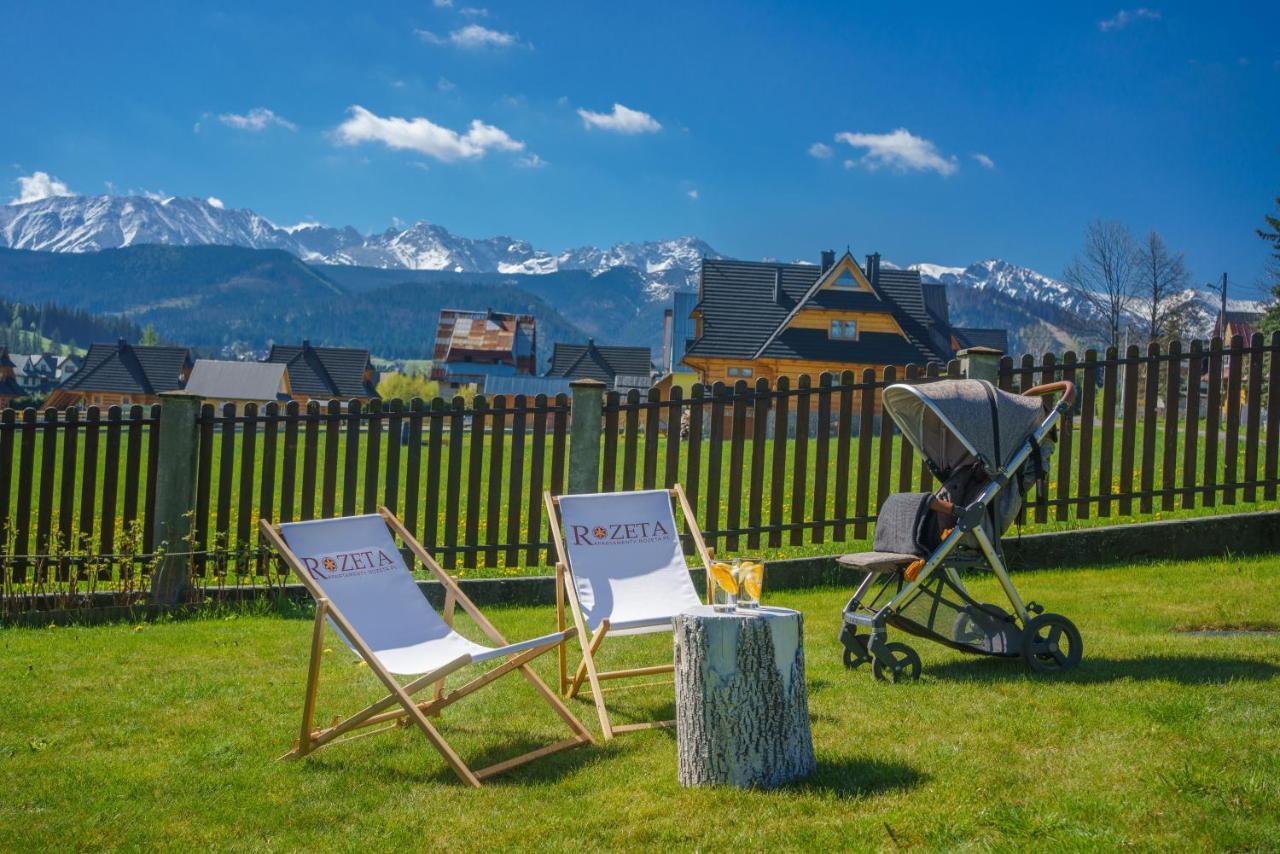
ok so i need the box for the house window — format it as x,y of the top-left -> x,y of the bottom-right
829,319 -> 858,340
831,269 -> 859,288
727,367 -> 754,378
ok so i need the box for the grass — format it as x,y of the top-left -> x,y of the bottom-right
2,552 -> 1278,849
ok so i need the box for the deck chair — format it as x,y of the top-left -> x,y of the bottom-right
544,485 -> 713,739
260,509 -> 593,787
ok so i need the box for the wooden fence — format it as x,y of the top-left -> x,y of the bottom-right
1,333 -> 1277,607
191,394 -> 569,576
0,405 -> 160,585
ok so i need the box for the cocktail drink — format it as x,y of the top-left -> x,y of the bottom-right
735,558 -> 764,608
709,561 -> 738,611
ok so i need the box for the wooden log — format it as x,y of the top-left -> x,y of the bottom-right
672,606 -> 815,790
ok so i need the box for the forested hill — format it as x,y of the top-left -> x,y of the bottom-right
0,297 -> 140,354
0,246 -> 591,364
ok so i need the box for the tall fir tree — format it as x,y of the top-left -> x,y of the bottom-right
1261,195 -> 1280,334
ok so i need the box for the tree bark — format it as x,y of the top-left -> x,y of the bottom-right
673,606 -> 815,789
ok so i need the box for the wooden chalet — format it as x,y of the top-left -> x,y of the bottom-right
1218,310 -> 1264,342
264,340 -> 378,403
184,360 -> 292,411
545,339 -> 654,390
44,339 -> 192,409
681,250 -> 1007,385
0,349 -> 24,408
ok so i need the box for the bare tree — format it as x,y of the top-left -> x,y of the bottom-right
1135,231 -> 1192,343
1063,220 -> 1138,350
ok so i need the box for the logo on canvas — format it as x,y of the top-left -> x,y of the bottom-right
570,519 -> 671,546
300,547 -> 397,580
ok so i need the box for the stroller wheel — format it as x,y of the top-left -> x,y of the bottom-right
841,635 -> 870,669
871,642 -> 922,683
1021,613 -> 1083,673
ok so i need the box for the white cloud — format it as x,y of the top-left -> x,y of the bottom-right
576,103 -> 662,134
206,196 -> 225,209
686,189 -> 699,200
283,220 -> 323,233
334,105 -> 524,162
834,128 -> 958,176
1098,8 -> 1161,31
460,7 -> 488,16
971,152 -> 995,169
10,171 -> 74,204
432,0 -> 452,7
437,76 -> 456,92
218,107 -> 297,132
808,142 -> 833,159
516,153 -> 547,168
416,24 -> 518,48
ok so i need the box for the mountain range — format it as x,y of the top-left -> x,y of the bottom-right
0,193 -> 1260,359
0,194 -> 716,299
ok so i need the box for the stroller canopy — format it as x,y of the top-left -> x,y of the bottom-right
882,379 -> 1047,475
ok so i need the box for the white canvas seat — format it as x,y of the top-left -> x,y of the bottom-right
546,486 -> 714,739
262,509 -> 593,787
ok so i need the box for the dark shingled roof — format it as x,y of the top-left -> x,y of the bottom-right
759,329 -> 928,364
265,341 -> 376,398
686,260 -> 825,360
546,340 -> 653,382
952,327 -> 1010,353
921,282 -> 950,327
686,253 -> 952,365
58,340 -> 191,395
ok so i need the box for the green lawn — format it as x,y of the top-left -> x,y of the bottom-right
2,553 -> 1278,850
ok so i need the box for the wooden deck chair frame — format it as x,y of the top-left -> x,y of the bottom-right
544,484 -> 715,740
260,508 -> 593,788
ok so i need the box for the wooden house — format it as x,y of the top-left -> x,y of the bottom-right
44,339 -> 192,409
1218,310 -> 1263,343
184,360 -> 291,411
264,340 -> 378,403
430,309 -> 537,391
546,339 -> 653,391
681,250 -> 1007,385
0,349 -> 24,408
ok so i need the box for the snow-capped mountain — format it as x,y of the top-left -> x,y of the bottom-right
910,259 -> 1265,342
0,194 -> 719,299
911,258 -> 1097,317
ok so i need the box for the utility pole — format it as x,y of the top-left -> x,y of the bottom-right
1208,272 -> 1228,338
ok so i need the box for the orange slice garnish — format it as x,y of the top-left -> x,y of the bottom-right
739,562 -> 763,600
710,562 -> 738,595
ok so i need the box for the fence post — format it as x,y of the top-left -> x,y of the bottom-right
149,391 -> 203,607
568,379 -> 606,494
958,346 -> 1004,384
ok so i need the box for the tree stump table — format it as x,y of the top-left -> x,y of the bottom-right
672,605 -> 816,789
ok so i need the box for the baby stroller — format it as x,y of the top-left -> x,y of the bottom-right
838,378 -> 1081,682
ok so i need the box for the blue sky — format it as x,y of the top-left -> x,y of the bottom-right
3,1 -> 1277,296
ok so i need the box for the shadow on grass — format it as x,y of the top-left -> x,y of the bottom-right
309,729 -> 613,787
786,756 -> 926,799
926,654 -> 1280,685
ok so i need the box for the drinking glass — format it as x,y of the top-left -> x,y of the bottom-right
735,558 -> 765,609
709,561 -> 738,611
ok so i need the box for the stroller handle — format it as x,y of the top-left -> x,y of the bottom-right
1021,380 -> 1075,409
